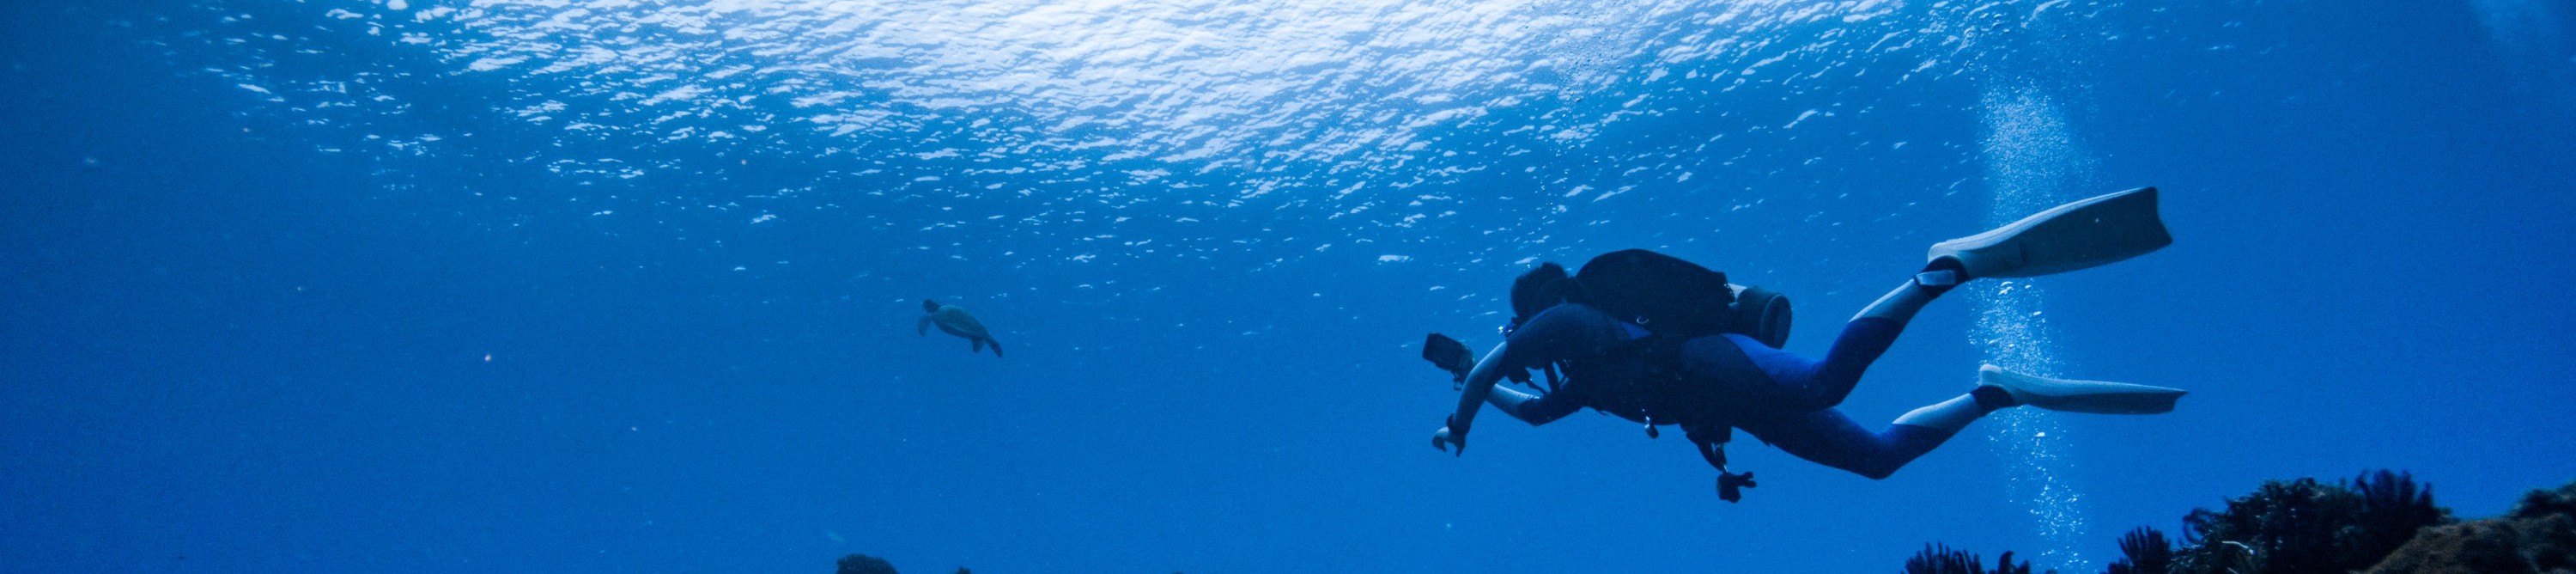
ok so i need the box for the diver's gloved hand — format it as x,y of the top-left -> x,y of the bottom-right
1431,415 -> 1467,455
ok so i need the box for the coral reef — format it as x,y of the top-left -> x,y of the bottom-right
2364,480 -> 2576,574
1912,469 -> 2479,574
832,554 -> 972,574
2104,527 -> 2172,574
835,554 -> 898,574
1905,543 -> 2038,574
2170,470 -> 2451,574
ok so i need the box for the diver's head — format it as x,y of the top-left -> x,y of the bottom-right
921,299 -> 942,313
1509,262 -> 1576,323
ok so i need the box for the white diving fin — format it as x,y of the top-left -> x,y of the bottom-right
1929,187 -> 2173,278
1979,363 -> 2185,414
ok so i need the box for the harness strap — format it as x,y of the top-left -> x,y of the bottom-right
1562,328 -> 1768,503
1686,423 -> 1757,503
1685,424 -> 1731,468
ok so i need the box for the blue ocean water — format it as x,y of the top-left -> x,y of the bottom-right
4,1 -> 2573,572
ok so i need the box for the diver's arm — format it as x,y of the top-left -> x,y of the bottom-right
1434,305 -> 1612,454
916,314 -> 932,336
1435,341 -> 1528,455
1450,342 -> 1515,422
1485,383 -> 1580,425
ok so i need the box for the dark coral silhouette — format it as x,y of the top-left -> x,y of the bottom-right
1909,469 -> 2476,574
2365,479 -> 2576,573
2176,477 -> 2350,573
2105,527 -> 2172,574
832,553 -> 978,574
835,554 -> 898,574
2356,469 -> 2451,560
1905,544 -> 2036,574
2172,470 -> 2454,574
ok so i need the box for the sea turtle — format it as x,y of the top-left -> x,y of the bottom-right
917,299 -> 1003,357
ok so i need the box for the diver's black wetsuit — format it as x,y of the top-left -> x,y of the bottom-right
1490,303 -> 1953,479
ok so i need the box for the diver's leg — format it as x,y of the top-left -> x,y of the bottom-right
1854,259 -> 1964,323
1890,386 -> 2016,432
1735,392 -> 2007,479
1710,324 -> 1899,412
1735,409 -> 1943,479
1712,263 -> 1967,410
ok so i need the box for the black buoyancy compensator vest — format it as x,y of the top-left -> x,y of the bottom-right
1548,249 -> 1799,425
1572,249 -> 1737,338
1559,249 -> 1786,503
1571,249 -> 1793,348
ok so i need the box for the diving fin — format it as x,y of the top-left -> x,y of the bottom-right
1421,333 -> 1476,384
1929,187 -> 2173,278
1978,363 -> 2185,414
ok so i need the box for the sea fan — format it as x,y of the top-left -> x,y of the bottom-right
1992,552 -> 2035,574
1905,544 -> 2038,574
2177,478 -> 2354,573
1906,543 -> 1985,574
2166,470 -> 2452,574
2350,469 -> 2451,561
2104,527 -> 2172,574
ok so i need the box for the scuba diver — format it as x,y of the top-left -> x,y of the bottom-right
1424,188 -> 2185,501
919,299 -> 1004,357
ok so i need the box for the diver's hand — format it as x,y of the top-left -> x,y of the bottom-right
1431,427 -> 1464,455
1431,416 -> 1467,455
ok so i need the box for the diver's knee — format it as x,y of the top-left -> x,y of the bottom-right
1808,382 -> 1858,410
1850,461 -> 1904,480
1783,380 -> 1856,412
